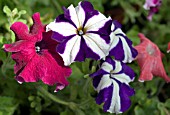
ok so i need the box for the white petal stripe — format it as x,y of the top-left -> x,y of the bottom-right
96,75 -> 112,92
86,17 -> 111,32
120,36 -> 133,63
109,33 -> 119,51
85,12 -> 106,29
85,33 -> 110,52
59,35 -> 81,66
112,60 -> 122,73
107,80 -> 121,114
83,35 -> 106,58
111,73 -> 132,83
67,4 -> 80,28
101,62 -> 113,73
46,22 -> 76,37
75,2 -> 86,27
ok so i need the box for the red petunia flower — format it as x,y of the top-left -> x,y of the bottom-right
167,42 -> 170,53
135,33 -> 170,82
3,13 -> 72,92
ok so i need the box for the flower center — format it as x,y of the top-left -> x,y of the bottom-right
110,70 -> 114,74
35,46 -> 41,53
147,44 -> 155,56
77,27 -> 86,36
78,30 -> 84,35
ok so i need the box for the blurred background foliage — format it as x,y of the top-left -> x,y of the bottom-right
0,0 -> 170,115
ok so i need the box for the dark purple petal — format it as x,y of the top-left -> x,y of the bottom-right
109,39 -> 125,61
52,32 -> 76,43
113,20 -> 122,31
87,20 -> 112,44
63,7 -> 77,28
80,1 -> 99,27
119,83 -> 135,112
93,75 -> 103,89
96,85 -> 113,105
122,35 -> 138,59
103,85 -> 113,112
105,56 -> 116,70
121,62 -> 135,80
55,14 -> 77,28
57,35 -> 76,54
90,69 -> 109,78
74,37 -> 100,61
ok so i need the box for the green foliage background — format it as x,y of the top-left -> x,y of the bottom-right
0,0 -> 170,115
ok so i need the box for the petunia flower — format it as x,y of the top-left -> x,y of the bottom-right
108,20 -> 138,63
167,42 -> 170,53
135,33 -> 170,82
143,0 -> 162,21
46,1 -> 112,66
3,13 -> 72,92
90,57 -> 135,114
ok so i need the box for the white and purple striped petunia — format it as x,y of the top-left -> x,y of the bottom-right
90,57 -> 135,114
108,20 -> 138,63
46,1 -> 112,66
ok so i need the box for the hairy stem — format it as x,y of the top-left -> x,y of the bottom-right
37,86 -> 69,106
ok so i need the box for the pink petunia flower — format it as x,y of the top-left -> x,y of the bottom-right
135,33 -> 170,82
3,13 -> 72,92
143,0 -> 162,21
167,42 -> 170,53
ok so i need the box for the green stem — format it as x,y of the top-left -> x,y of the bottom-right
37,86 -> 69,106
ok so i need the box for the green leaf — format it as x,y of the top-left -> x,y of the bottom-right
0,96 -> 18,115
126,26 -> 140,46
18,10 -> 26,15
158,103 -> 167,115
134,106 -> 145,115
75,109 -> 85,115
165,99 -> 170,109
12,8 -> 18,16
0,49 -> 6,62
60,109 -> 74,115
3,6 -> 11,16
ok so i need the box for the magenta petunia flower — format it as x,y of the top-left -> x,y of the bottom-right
143,0 -> 162,21
167,42 -> 170,53
3,13 -> 72,92
135,33 -> 170,82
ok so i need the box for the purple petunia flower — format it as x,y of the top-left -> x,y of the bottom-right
108,20 -> 138,63
90,57 -> 135,114
143,0 -> 162,21
46,1 -> 112,66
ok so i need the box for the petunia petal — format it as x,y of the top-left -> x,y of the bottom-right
109,21 -> 138,63
86,17 -> 112,44
4,40 -> 34,52
63,4 -> 80,28
74,37 -> 100,62
30,13 -> 44,40
57,35 -> 81,66
16,50 -> 71,89
83,35 -> 106,58
84,33 -> 110,56
10,22 -> 31,41
46,21 -> 76,37
77,1 -> 99,27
